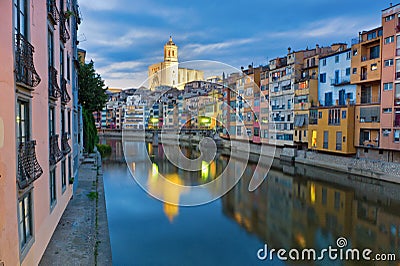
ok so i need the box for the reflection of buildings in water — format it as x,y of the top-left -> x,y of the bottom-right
222,167 -> 400,257
147,168 -> 188,223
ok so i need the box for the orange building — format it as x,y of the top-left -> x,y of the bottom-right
351,27 -> 383,158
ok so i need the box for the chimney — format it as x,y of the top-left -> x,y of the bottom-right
288,47 -> 291,54
316,44 -> 320,54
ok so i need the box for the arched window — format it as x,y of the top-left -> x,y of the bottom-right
172,51 -> 175,57
168,50 -> 170,57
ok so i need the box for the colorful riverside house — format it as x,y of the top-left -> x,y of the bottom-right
260,68 -> 270,144
351,27 -> 383,158
221,73 -> 239,138
242,66 -> 261,142
269,48 -> 305,147
308,44 -> 357,154
294,45 -> 334,150
0,0 -> 81,264
381,3 -> 400,162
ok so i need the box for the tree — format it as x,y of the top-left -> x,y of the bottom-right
78,60 -> 108,113
78,60 -> 107,153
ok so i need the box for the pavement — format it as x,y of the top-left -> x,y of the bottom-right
39,152 -> 112,266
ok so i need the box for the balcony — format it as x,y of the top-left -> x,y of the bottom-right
330,77 -> 350,86
396,48 -> 400,57
17,140 -> 43,190
396,24 -> 400,33
61,133 -> 71,154
61,78 -> 71,104
15,33 -> 41,88
361,55 -> 379,62
49,134 -> 63,165
47,0 -> 59,25
360,95 -> 380,104
59,12 -> 70,43
396,72 -> 400,80
49,66 -> 61,99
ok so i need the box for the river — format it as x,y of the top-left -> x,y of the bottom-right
101,138 -> 400,265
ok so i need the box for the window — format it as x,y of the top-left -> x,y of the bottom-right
325,92 -> 333,106
353,49 -> 358,56
328,109 -> 341,125
385,14 -> 395,21
237,126 -> 242,136
384,59 -> 394,67
385,36 -> 395,44
310,110 -> 318,124
49,107 -> 55,136
254,127 -> 260,137
320,73 -> 326,83
18,192 -> 33,249
336,131 -> 342,151
61,160 -> 66,192
17,100 -> 30,144
367,31 -> 377,40
68,110 -> 71,135
60,46 -> 64,81
335,55 -> 339,63
323,131 -> 329,149
50,168 -> 56,207
371,63 -> 378,71
395,130 -> 400,142
14,0 -> 28,36
383,129 -> 391,137
383,108 -> 392,113
342,110 -> 347,119
322,58 -> 326,66
370,45 -> 380,60
319,112 -> 322,119
346,51 -> 351,60
384,82 -> 393,91
67,54 -> 70,80
345,68 -> 351,76
352,68 -> 357,74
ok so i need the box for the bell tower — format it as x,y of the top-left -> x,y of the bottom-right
164,36 -> 178,63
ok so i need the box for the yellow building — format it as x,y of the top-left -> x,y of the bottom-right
308,105 -> 356,154
148,37 -> 204,90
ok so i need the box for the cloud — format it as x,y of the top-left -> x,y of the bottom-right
268,16 -> 379,39
180,38 -> 258,59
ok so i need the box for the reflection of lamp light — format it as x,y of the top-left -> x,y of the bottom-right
152,163 -> 158,179
150,118 -> 159,124
201,160 -> 209,180
310,183 -> 316,204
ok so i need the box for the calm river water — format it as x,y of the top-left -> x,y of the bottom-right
101,138 -> 400,266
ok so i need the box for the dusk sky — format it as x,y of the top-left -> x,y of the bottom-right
78,0 -> 393,89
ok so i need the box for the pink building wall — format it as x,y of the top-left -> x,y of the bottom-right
0,0 -> 75,264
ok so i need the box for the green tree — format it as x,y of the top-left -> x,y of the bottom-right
78,60 -> 107,153
78,60 -> 108,113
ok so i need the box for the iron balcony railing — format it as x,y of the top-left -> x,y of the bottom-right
61,133 -> 71,154
330,77 -> 350,86
360,95 -> 380,104
47,0 -> 59,24
360,73 -> 368,81
15,33 -> 41,88
61,78 -> 71,104
17,140 -> 43,190
49,66 -> 61,99
49,134 -> 63,165
59,12 -> 70,43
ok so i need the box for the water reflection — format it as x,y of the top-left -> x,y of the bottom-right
103,138 -> 400,265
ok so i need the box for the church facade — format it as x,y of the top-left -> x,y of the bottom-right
148,37 -> 204,90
